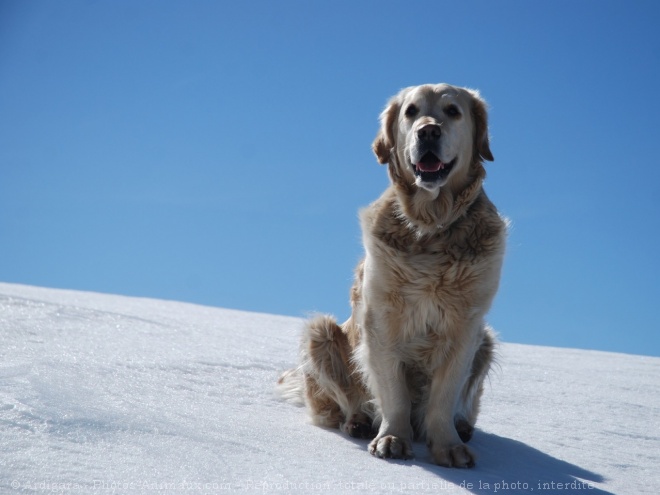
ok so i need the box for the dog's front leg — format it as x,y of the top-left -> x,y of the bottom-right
362,320 -> 414,460
425,323 -> 482,468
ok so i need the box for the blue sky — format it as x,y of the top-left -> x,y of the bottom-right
2,0 -> 659,357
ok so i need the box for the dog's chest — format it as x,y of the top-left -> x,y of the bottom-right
361,194 -> 504,341
370,213 -> 495,296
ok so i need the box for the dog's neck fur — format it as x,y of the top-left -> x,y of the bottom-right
388,159 -> 487,235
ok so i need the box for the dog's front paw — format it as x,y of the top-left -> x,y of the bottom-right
430,442 -> 475,468
369,435 -> 413,460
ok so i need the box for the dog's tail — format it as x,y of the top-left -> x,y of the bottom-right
276,367 -> 305,406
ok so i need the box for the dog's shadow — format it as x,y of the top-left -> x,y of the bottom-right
348,431 -> 614,495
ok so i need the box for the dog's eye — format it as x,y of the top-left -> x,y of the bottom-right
445,105 -> 461,118
405,104 -> 419,118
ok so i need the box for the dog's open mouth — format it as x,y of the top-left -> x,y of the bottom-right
412,152 -> 456,184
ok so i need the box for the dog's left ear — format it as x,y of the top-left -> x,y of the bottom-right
469,90 -> 494,162
372,96 -> 400,165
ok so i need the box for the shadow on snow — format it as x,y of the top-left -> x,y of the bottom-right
344,430 -> 613,495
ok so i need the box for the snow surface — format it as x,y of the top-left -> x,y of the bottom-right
1,282 -> 658,495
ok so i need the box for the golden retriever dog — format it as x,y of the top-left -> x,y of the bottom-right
278,83 -> 506,468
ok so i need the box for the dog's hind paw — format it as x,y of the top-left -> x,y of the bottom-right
454,417 -> 475,443
345,416 -> 376,439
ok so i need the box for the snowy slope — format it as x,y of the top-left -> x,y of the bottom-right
1,283 -> 658,495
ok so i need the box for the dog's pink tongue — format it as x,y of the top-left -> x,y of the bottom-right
416,160 -> 444,172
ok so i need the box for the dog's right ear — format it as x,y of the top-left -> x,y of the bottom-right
372,97 -> 400,165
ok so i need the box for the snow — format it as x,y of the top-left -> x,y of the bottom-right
1,282 -> 658,495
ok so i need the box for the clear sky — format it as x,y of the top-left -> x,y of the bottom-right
1,0 -> 659,357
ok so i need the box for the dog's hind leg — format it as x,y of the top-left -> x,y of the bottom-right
302,315 -> 374,438
454,325 -> 496,443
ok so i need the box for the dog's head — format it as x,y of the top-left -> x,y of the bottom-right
373,84 -> 493,193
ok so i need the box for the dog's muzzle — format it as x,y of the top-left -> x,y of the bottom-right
411,123 -> 455,185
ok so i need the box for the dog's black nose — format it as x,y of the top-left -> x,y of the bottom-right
417,123 -> 442,142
